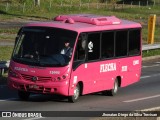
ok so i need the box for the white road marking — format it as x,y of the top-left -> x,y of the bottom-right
142,64 -> 160,68
0,98 -> 18,102
140,76 -> 150,79
124,94 -> 160,103
140,73 -> 160,79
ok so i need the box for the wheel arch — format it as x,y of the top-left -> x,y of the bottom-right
116,76 -> 121,87
78,81 -> 83,95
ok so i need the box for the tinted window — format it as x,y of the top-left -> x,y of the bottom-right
87,33 -> 100,61
115,30 -> 128,57
73,34 -> 87,69
129,29 -> 141,56
13,27 -> 77,67
74,34 -> 86,61
101,32 -> 114,59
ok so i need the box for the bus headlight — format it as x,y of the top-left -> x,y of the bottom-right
57,77 -> 61,81
53,74 -> 68,81
9,69 -> 19,78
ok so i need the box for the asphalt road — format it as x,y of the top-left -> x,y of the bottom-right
0,59 -> 160,120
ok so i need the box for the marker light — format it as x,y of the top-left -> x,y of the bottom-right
53,74 -> 68,81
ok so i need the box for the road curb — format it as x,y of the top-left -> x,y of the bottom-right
139,107 -> 160,120
139,106 -> 160,111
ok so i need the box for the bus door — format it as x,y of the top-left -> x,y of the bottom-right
71,33 -> 102,94
85,32 -> 103,93
71,33 -> 92,94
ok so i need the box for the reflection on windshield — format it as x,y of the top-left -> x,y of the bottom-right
13,27 -> 77,67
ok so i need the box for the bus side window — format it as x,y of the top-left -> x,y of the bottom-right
115,30 -> 128,57
74,36 -> 86,61
101,32 -> 114,59
73,35 -> 86,69
87,33 -> 100,61
128,29 -> 141,56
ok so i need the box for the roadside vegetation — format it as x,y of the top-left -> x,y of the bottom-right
142,49 -> 160,57
0,0 -> 160,61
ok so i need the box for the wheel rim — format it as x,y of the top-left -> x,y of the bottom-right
113,80 -> 118,93
73,86 -> 80,100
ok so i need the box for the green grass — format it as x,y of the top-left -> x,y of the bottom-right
0,28 -> 17,42
0,1 -> 159,19
0,35 -> 15,41
0,1 -> 159,43
0,46 -> 13,60
0,0 -> 159,60
0,28 -> 19,34
142,49 -> 160,57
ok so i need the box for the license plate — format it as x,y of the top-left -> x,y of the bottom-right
29,85 -> 38,89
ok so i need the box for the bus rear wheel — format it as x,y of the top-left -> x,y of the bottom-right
18,91 -> 30,100
68,84 -> 80,103
102,78 -> 119,96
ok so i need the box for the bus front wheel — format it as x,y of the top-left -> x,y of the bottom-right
102,78 -> 119,96
68,84 -> 80,103
18,91 -> 30,100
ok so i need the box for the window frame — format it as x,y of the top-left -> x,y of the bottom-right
73,27 -> 141,66
86,32 -> 101,62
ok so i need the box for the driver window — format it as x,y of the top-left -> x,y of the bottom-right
74,34 -> 86,61
73,34 -> 86,69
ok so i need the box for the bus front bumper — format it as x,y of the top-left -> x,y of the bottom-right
8,77 -> 69,96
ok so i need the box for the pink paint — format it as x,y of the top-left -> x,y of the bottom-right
8,14 -> 142,99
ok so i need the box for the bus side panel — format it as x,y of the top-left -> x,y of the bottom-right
119,56 -> 141,87
69,55 -> 141,96
98,59 -> 119,92
69,63 -> 93,95
69,60 -> 119,95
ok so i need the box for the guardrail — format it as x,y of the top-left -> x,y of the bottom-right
0,44 -> 160,76
142,44 -> 160,51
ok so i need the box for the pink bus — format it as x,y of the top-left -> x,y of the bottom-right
8,14 -> 142,102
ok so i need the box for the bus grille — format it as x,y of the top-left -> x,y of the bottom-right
21,74 -> 52,82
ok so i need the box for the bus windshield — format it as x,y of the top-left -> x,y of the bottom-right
12,27 -> 77,67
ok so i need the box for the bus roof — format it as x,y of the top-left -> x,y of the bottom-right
25,14 -> 142,33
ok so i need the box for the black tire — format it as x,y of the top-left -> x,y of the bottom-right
102,78 -> 119,96
68,84 -> 80,103
18,91 -> 30,101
